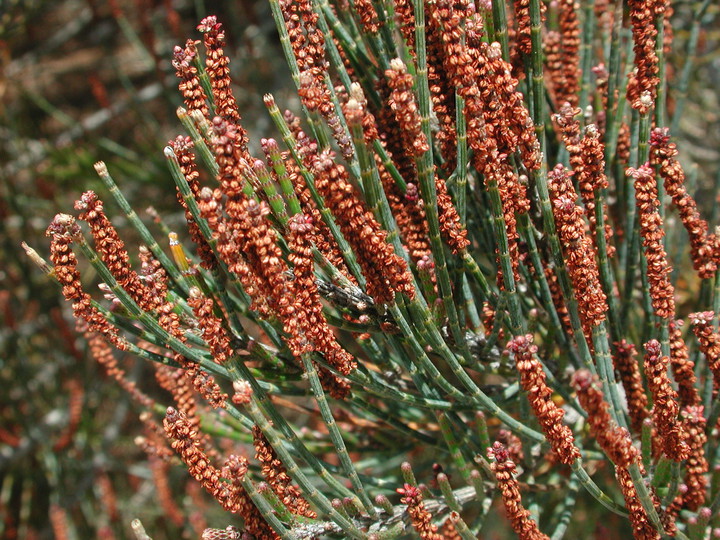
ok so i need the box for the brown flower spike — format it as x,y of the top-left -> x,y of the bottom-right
689,311 -> 720,391
668,319 -> 700,408
548,165 -> 607,334
164,407 -> 277,538
572,369 -> 639,469
643,340 -> 690,462
172,40 -> 209,118
507,334 -> 580,465
650,128 -> 717,278
630,164 -> 675,319
397,483 -> 442,540
252,426 -> 316,518
46,214 -> 125,350
612,340 -> 649,434
677,406 -> 708,511
488,442 -> 549,540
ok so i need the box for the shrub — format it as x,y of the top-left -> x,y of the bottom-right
31,0 -> 720,538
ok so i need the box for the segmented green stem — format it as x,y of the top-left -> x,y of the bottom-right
177,108 -> 219,176
241,476 -> 301,539
300,354 -> 377,517
435,472 -> 477,540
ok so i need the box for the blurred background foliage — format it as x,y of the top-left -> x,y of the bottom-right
0,0 -> 718,538
1,1 -> 296,538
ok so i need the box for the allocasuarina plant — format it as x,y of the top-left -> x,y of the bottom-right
27,0 -> 720,537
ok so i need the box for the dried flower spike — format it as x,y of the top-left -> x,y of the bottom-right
643,340 -> 690,462
650,128 -> 717,278
548,165 -> 607,334
397,483 -> 442,540
507,334 -> 580,465
488,442 -> 549,540
46,214 -> 125,349
629,164 -> 675,319
571,369 -> 639,468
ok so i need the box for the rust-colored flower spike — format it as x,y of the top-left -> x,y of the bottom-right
397,483 -> 442,540
496,428 -> 525,464
554,103 -> 583,174
488,442 -> 550,540
592,63 -> 610,131
96,471 -> 119,524
482,42 -> 542,171
544,31 -> 565,107
290,0 -> 327,74
187,288 -> 233,365
439,517 -> 462,540
164,408 -> 277,539
86,331 -> 154,409
578,125 -> 615,258
46,214 -> 125,350
650,129 -> 717,278
613,340 -> 649,434
512,0 -> 532,56
436,175 -> 471,255
172,39 -> 209,118
186,359 -> 228,410
75,188 -> 157,312
210,116 -> 251,201
288,214 -> 356,375
168,136 -> 217,270
49,504 -> 70,540
548,165 -> 608,334
616,122 -> 632,165
615,467 -> 661,540
316,365 -> 352,399
557,0 -> 580,108
139,255 -> 227,411
643,340 -> 690,461
197,17 -> 245,132
155,364 -> 221,458
571,369 -> 639,469
544,265 -> 573,335
689,311 -> 720,389
426,4 -> 460,167
393,0 -> 415,54
626,0 -> 660,113
139,245 -> 170,311
297,69 -> 330,116
353,0 -> 379,33
629,164 -> 675,319
252,425 -> 316,518
668,320 -> 700,408
386,58 -> 429,157
311,150 -> 414,304
374,84 -> 420,191
507,334 -> 580,465
242,198 -> 302,341
677,406 -> 709,511
197,188 -> 262,308
163,406 -> 237,510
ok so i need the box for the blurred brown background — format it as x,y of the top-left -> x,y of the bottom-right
1,2 -> 294,538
